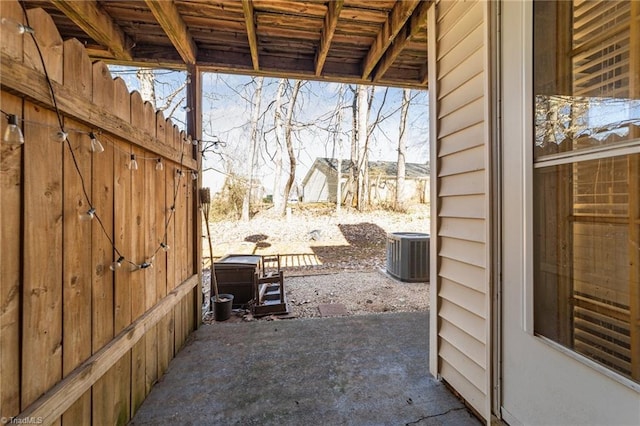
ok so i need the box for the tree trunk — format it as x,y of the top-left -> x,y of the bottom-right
280,80 -> 303,216
272,78 -> 286,210
343,86 -> 358,207
242,76 -> 264,221
357,85 -> 368,210
396,88 -> 411,210
334,84 -> 345,214
136,69 -> 156,107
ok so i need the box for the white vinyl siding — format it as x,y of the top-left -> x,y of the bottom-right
429,0 -> 491,419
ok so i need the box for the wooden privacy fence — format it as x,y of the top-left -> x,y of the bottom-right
1,3 -> 201,425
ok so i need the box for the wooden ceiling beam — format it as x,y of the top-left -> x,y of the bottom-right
145,0 -> 198,65
361,0 -> 421,80
242,0 -> 260,71
50,0 -> 132,61
315,0 -> 344,76
373,0 -> 430,82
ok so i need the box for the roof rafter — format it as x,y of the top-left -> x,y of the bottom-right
315,0 -> 344,76
50,0 -> 132,61
241,0 -> 260,71
361,0 -> 421,80
145,0 -> 198,65
373,0 -> 430,82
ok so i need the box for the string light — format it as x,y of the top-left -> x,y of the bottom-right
128,154 -> 139,170
89,132 -> 104,153
110,256 -> 125,271
79,207 -> 96,221
182,106 -> 191,112
1,17 -> 34,35
55,130 -> 68,142
3,114 -> 24,145
137,261 -> 153,270
12,4 -> 197,277
191,171 -> 198,181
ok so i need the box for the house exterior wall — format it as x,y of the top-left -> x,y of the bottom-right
429,0 -> 492,420
303,167 -> 334,202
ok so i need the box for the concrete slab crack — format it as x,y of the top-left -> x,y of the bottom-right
405,406 -> 467,425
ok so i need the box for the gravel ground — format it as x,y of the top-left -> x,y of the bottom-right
285,271 -> 429,318
202,204 -> 431,321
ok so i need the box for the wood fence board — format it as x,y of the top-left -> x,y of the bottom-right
61,122 -> 92,426
0,55 -> 197,170
174,164 -> 186,350
0,92 -> 22,418
21,102 -> 63,409
129,142 -> 147,413
90,67 -> 115,424
112,140 -> 132,423
62,39 -> 91,99
1,0 -> 24,61
24,8 -> 62,83
1,3 -> 200,422
144,144 -> 158,394
17,276 -> 197,424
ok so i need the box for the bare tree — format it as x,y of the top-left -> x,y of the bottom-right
334,84 -> 346,214
272,78 -> 286,210
280,79 -> 303,216
242,76 -> 264,221
396,88 -> 411,210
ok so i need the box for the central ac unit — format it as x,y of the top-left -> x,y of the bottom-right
386,232 -> 430,282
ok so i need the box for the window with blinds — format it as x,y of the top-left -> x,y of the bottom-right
533,0 -> 640,384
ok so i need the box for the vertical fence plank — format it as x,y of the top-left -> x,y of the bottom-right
61,123 -> 92,426
173,153 -> 186,351
129,91 -> 147,413
142,103 -> 158,396
24,8 -> 62,84
21,9 -> 63,422
112,76 -> 132,424
1,0 -> 24,61
155,112 -> 171,379
21,103 -> 63,415
60,37 -> 93,426
90,61 -> 116,426
0,92 -> 22,419
164,156 -> 177,361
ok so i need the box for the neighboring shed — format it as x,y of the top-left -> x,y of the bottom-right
302,157 -> 430,204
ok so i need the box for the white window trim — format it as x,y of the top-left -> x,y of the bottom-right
525,2 -> 640,392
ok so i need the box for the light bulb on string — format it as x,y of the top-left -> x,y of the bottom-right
183,136 -> 191,145
1,17 -> 34,35
128,154 -> 138,170
182,106 -> 192,112
136,261 -> 153,271
191,171 -> 198,181
55,131 -> 68,143
79,207 -> 96,221
160,242 -> 170,252
3,114 -> 24,145
155,158 -> 164,171
109,256 -> 125,271
89,132 -> 104,153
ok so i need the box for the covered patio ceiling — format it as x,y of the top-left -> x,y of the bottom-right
21,0 -> 430,89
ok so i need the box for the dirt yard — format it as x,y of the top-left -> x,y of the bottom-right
203,203 -> 431,321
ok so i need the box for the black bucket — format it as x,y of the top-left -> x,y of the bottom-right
212,294 -> 234,321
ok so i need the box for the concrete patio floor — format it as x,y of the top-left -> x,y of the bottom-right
130,311 -> 481,425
